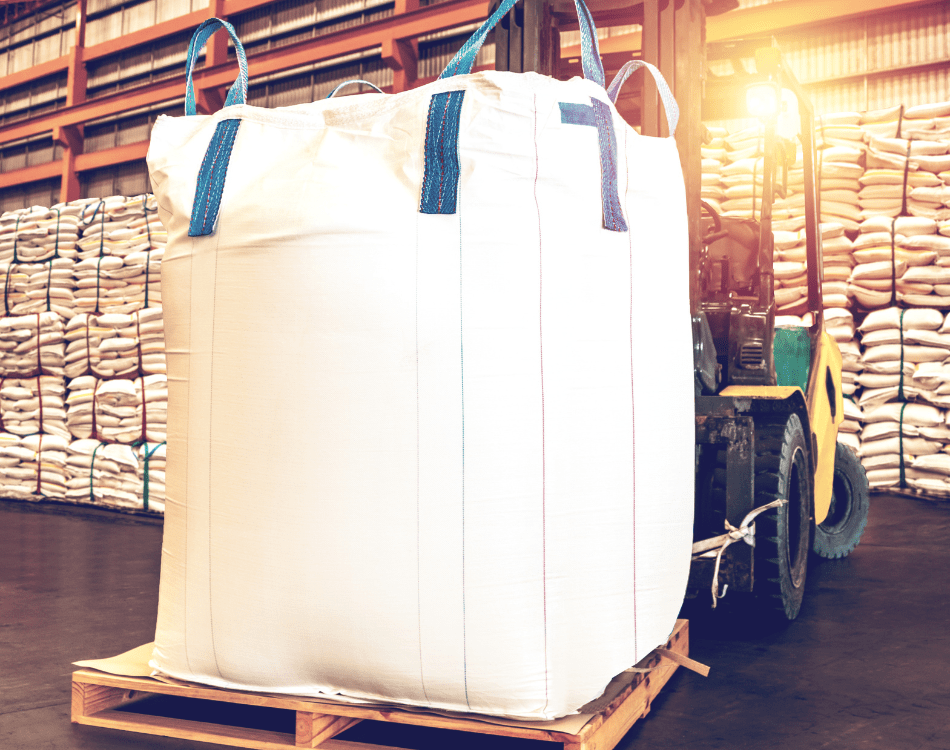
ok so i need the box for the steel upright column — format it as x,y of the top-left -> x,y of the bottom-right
56,0 -> 88,202
674,0 -> 704,309
383,0 -> 420,94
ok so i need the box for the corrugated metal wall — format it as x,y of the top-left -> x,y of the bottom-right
1,0 -> 948,206
717,1 -> 949,114
0,2 -> 76,75
0,176 -> 60,212
80,160 -> 149,199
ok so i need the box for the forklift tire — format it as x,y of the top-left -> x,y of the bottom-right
753,413 -> 812,621
812,442 -> 870,559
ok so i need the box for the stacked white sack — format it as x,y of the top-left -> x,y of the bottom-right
855,307 -> 950,490
0,204 -> 82,263
75,196 -> 164,316
840,398 -> 863,454
64,308 -> 165,379
863,102 -> 950,214
817,111 -> 867,152
0,203 -> 93,320
815,144 -> 864,233
0,432 -> 69,500
720,126 -> 767,221
774,223 -> 853,315
773,229 -> 807,315
64,438 -> 142,509
0,377 -> 68,440
64,374 -> 167,443
0,433 -> 31,499
825,308 -> 860,396
136,442 -> 165,513
848,216 -> 946,310
0,312 -> 66,377
701,126 -> 728,215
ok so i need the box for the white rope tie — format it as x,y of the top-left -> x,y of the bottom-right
691,498 -> 788,608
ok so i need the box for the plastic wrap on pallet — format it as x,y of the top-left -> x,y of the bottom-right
0,312 -> 66,377
136,441 -> 165,513
74,196 -> 164,316
64,307 -> 166,380
0,432 -> 69,499
0,376 -> 68,440
64,374 -> 167,444
64,438 -> 141,509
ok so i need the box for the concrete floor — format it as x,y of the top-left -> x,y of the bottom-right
1,493 -> 948,750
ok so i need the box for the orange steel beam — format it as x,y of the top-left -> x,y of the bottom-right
561,0 -> 938,60
707,0 -> 939,41
83,9 -> 207,62
0,140 -> 150,190
560,29 -> 642,60
0,54 -> 69,91
75,140 -> 149,171
0,160 -> 60,190
0,0 -> 489,146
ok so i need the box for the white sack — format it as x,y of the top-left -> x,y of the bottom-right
147,25 -> 694,721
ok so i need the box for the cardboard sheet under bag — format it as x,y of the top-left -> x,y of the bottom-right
147,7 -> 693,721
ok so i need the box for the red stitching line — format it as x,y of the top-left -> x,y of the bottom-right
34,433 -> 42,495
624,125 -> 637,652
533,93 -> 550,715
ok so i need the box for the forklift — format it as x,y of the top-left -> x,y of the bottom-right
493,0 -> 870,620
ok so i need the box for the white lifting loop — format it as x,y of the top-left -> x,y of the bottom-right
691,498 -> 788,609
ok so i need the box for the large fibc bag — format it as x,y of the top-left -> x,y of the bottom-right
148,1 -> 694,720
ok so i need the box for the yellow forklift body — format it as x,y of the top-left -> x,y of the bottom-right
805,331 -> 844,525
720,329 -> 843,526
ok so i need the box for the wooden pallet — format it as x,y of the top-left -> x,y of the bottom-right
72,619 -> 690,750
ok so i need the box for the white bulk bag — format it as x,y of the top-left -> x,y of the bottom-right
148,9 -> 693,721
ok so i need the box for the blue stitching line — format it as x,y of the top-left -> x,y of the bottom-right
458,203 -> 470,709
420,91 -> 465,215
189,119 -> 242,237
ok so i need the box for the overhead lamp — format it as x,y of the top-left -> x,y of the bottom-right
746,83 -> 780,119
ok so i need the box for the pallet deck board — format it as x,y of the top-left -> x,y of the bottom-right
71,619 -> 690,750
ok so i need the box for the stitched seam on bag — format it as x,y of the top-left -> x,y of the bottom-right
413,211 -> 431,705
458,204 -> 470,709
533,93 -> 550,715
624,125 -> 637,653
208,241 -> 223,680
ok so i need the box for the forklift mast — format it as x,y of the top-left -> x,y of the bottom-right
491,0 -> 709,307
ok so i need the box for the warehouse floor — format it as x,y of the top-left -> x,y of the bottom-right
1,493 -> 949,750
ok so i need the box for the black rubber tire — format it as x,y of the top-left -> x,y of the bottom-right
812,442 -> 870,560
753,413 -> 813,621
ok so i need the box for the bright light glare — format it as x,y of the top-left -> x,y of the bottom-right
746,84 -> 779,118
